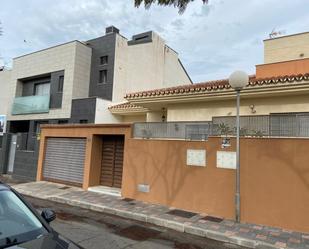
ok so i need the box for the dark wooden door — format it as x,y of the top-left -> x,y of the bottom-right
100,136 -> 124,188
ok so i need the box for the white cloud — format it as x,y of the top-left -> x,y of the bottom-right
0,0 -> 308,81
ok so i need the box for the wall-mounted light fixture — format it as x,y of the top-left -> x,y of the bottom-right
249,104 -> 256,114
162,108 -> 166,122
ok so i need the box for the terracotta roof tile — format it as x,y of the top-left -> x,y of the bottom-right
125,73 -> 309,99
108,103 -> 144,110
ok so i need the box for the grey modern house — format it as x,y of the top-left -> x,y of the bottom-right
0,26 -> 192,180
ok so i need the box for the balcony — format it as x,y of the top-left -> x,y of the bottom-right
12,95 -> 50,115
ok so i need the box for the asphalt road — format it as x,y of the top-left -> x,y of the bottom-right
26,196 -> 248,249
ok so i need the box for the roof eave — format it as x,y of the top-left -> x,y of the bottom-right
109,108 -> 148,115
125,82 -> 309,105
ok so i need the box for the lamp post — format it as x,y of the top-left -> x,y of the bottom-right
228,70 -> 249,223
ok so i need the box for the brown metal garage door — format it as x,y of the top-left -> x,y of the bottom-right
43,138 -> 86,186
100,135 -> 124,188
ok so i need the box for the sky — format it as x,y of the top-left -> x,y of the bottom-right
0,0 -> 308,82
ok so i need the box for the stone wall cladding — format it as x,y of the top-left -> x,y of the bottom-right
70,98 -> 96,123
12,149 -> 38,181
87,34 -> 116,100
8,41 -> 91,121
0,134 -> 11,174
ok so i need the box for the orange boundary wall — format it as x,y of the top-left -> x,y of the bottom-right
37,125 -> 309,233
122,137 -> 309,233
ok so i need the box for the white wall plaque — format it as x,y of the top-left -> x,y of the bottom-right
217,151 -> 236,169
187,149 -> 206,167
138,184 -> 150,193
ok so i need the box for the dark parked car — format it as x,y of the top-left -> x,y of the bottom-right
0,182 -> 82,249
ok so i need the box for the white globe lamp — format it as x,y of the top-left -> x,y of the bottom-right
229,71 -> 249,90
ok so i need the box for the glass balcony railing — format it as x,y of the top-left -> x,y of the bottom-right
12,95 -> 50,115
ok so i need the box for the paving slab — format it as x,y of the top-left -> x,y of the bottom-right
11,181 -> 309,249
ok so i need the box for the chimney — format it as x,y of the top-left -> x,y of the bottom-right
106,26 -> 119,35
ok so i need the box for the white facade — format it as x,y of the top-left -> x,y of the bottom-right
163,46 -> 190,87
112,32 -> 191,103
95,98 -> 123,124
118,31 -> 309,123
166,94 -> 309,122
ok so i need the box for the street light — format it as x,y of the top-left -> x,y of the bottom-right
228,70 -> 249,223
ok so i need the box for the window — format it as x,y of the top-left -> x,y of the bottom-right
100,55 -> 108,65
58,76 -> 64,92
79,120 -> 88,124
99,70 -> 107,84
34,82 -> 50,96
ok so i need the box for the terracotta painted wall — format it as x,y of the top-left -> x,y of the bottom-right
122,138 -> 237,219
256,58 -> 309,78
37,124 -> 132,189
122,137 -> 309,233
37,125 -> 309,233
241,138 -> 309,233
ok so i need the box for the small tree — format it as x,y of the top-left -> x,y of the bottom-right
217,123 -> 232,137
134,0 -> 208,13
251,130 -> 264,138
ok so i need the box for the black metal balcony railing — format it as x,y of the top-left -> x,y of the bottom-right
133,114 -> 309,140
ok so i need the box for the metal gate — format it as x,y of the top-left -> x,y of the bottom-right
43,138 -> 86,185
100,136 -> 124,188
7,134 -> 17,173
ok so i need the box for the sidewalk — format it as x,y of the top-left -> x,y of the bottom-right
12,181 -> 309,249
